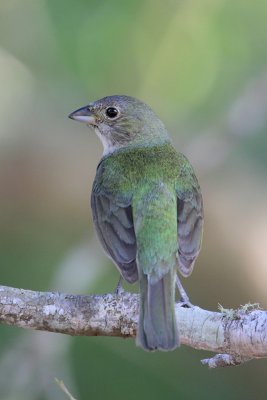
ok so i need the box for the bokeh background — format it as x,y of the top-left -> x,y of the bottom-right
0,0 -> 267,399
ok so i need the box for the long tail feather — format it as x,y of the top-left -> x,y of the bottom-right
136,267 -> 179,351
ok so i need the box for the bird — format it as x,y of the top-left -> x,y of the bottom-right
69,95 -> 203,351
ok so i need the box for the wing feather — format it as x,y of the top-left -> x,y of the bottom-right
91,192 -> 138,283
176,164 -> 204,277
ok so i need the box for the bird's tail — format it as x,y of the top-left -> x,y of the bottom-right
136,265 -> 179,351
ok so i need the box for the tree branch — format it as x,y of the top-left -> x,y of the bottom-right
0,284 -> 266,368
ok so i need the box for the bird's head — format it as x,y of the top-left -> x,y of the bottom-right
69,95 -> 169,155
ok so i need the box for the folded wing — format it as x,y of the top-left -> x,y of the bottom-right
91,192 -> 138,283
176,159 -> 204,277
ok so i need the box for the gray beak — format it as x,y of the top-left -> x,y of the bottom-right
68,106 -> 96,125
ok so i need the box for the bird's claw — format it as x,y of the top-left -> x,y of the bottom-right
114,277 -> 124,295
178,298 -> 194,308
175,275 -> 193,307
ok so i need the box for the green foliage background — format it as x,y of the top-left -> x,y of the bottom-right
0,1 -> 267,399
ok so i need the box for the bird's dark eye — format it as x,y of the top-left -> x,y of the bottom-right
106,107 -> 119,119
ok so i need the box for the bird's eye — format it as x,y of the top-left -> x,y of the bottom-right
106,107 -> 119,119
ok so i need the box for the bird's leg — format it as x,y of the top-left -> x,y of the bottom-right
114,276 -> 124,295
176,275 -> 193,308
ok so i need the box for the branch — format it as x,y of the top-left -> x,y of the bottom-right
0,284 -> 267,368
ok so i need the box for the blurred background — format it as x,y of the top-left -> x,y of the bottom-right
0,0 -> 267,399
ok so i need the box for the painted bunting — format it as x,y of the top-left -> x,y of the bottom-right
69,95 -> 203,351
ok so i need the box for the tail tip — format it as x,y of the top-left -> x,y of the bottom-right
136,330 -> 180,352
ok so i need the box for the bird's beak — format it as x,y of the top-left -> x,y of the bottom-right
68,106 -> 96,125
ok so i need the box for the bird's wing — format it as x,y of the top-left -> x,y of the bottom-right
91,175 -> 137,284
176,156 -> 204,277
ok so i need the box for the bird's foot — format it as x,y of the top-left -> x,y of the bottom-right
178,297 -> 194,308
114,277 -> 124,295
176,275 -> 193,308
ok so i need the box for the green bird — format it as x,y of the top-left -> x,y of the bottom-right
69,95 -> 203,351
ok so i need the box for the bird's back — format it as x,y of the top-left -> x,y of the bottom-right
93,142 -> 184,195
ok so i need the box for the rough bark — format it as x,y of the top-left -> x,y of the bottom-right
0,285 -> 266,368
